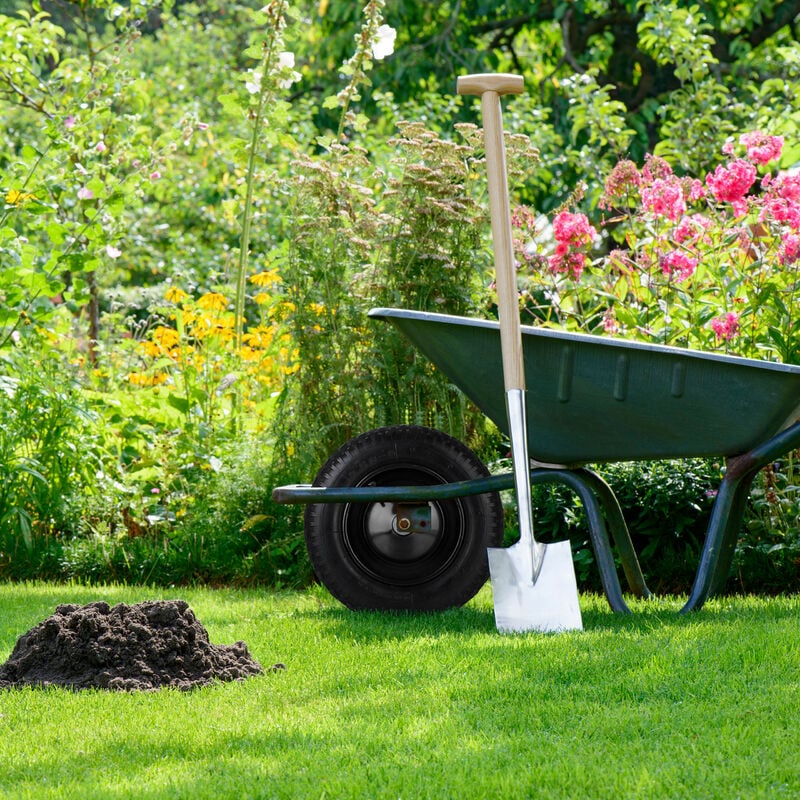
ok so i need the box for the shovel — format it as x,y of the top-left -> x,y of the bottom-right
457,73 -> 583,633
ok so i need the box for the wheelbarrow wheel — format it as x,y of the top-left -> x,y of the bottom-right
305,425 -> 504,611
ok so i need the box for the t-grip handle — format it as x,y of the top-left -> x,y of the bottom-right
457,73 -> 525,392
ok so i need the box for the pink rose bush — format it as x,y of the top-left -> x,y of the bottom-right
516,130 -> 800,361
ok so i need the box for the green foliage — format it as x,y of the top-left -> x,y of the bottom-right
0,0 -> 799,592
0,340 -> 107,549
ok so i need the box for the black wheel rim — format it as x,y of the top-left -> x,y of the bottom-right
341,464 -> 467,587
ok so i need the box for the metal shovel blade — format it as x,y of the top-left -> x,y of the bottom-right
488,539 -> 583,633
487,389 -> 583,634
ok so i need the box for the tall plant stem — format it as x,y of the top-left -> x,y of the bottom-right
235,70 -> 271,352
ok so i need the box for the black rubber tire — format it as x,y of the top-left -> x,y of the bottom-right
304,425 -> 504,611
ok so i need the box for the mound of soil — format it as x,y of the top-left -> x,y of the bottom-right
0,600 -> 264,691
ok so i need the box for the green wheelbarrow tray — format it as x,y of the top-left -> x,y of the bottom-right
368,308 -> 800,464
274,307 -> 800,615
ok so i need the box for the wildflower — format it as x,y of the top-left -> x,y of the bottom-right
5,189 -> 36,206
780,233 -> 800,266
711,312 -> 740,341
660,250 -> 698,282
641,177 -> 686,221
64,115 -> 76,130
96,141 -> 107,153
552,211 -> 596,249
511,205 -> 537,230
250,269 -> 282,286
603,311 -> 620,334
548,210 -> 596,280
253,292 -> 271,305
740,131 -> 783,165
685,178 -> 706,202
77,186 -> 94,200
245,69 -> 262,94
150,171 -> 161,181
705,159 -> 756,216
674,213 -> 713,245
548,250 -> 589,280
277,51 -> 301,89
197,292 -> 228,311
105,244 -> 122,259
599,160 -> 640,208
152,326 -> 180,350
371,24 -> 396,60
165,286 -> 189,303
641,154 -> 673,183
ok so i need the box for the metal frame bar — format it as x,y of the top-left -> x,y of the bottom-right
273,419 -> 800,614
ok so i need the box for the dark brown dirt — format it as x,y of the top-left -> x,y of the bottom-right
0,600 -> 264,691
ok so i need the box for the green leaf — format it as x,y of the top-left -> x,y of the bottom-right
167,393 -> 190,413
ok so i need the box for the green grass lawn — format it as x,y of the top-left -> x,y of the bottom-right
1,583 -> 799,799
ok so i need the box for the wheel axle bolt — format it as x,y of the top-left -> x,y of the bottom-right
397,517 -> 411,531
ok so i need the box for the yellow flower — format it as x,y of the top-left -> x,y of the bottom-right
253,292 -> 271,306
5,189 -> 36,207
152,326 -> 180,349
250,269 -> 282,287
139,340 -> 161,358
165,286 -> 189,303
197,292 -> 229,311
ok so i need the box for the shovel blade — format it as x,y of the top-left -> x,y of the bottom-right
488,539 -> 583,633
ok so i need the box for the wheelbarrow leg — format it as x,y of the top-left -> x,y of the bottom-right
680,470 -> 757,613
573,468 -> 652,600
531,469 -> 633,614
682,419 -> 800,613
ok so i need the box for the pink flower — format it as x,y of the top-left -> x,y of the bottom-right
705,159 -> 756,216
599,160 -> 641,208
686,178 -> 706,202
711,312 -> 740,341
548,251 -> 588,280
548,211 -> 597,280
640,177 -> 686,221
64,115 -> 76,130
106,244 -> 122,259
602,311 -> 620,334
760,174 -> 800,230
674,213 -> 713,245
740,131 -> 783,165
641,154 -> 673,183
95,141 -> 107,153
780,233 -> 800,266
150,171 -> 161,181
660,250 -> 698,282
77,186 -> 94,200
552,211 -> 597,248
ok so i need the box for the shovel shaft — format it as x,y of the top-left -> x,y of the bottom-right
507,388 -> 545,578
459,73 -> 541,579
458,74 -> 525,392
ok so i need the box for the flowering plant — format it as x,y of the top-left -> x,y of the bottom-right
515,131 -> 800,362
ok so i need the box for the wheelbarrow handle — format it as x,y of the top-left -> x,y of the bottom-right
457,73 -> 525,392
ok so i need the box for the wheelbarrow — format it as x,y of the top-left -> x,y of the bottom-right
273,75 -> 800,620
273,309 -> 800,616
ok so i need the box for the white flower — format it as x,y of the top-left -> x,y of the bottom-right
245,69 -> 262,94
277,51 -> 301,89
106,244 -> 122,259
371,24 -> 396,61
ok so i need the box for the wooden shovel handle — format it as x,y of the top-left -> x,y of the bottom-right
458,74 -> 525,391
